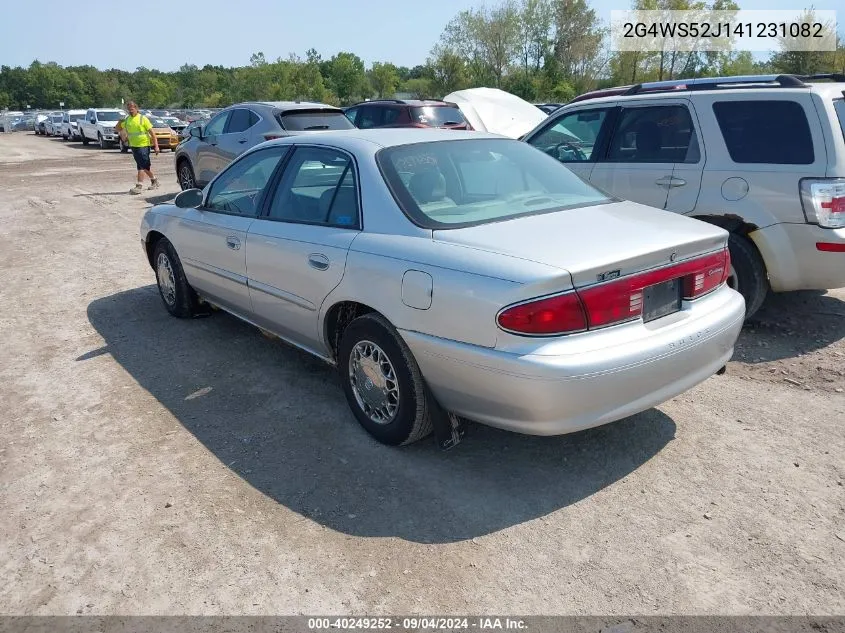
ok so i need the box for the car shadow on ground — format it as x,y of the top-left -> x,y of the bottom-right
734,290 -> 845,364
145,193 -> 177,205
83,286 -> 677,543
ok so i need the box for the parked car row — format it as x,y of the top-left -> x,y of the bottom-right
28,107 -> 187,151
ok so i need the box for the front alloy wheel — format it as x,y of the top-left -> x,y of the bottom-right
156,252 -> 177,308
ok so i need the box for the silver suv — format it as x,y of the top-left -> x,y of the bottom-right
523,74 -> 845,317
175,101 -> 354,190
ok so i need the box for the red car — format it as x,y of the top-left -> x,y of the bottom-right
343,99 -> 473,130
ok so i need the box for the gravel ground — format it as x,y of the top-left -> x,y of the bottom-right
0,132 -> 843,616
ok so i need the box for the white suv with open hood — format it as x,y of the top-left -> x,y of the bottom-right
523,74 -> 845,318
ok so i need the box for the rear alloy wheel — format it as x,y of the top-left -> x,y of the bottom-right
727,233 -> 769,320
152,238 -> 201,318
177,161 -> 196,190
339,313 -> 433,446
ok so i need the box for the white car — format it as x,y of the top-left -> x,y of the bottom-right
61,110 -> 88,140
78,108 -> 126,148
522,73 -> 845,318
45,114 -> 64,136
140,129 -> 744,447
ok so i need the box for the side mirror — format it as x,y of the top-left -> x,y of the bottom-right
189,126 -> 202,139
174,188 -> 203,209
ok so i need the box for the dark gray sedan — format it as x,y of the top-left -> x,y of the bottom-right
174,101 -> 354,190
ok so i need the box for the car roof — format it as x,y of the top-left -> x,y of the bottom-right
236,101 -> 342,111
349,99 -> 454,107
262,128 -> 503,151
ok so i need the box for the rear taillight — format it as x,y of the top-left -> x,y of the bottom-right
800,178 -> 845,228
497,292 -> 587,335
498,248 -> 730,336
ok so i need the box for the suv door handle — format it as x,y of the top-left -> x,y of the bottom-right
237,138 -> 248,144
308,253 -> 330,270
226,236 -> 241,250
655,176 -> 687,188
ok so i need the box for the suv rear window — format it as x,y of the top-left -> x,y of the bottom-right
277,110 -> 354,131
713,101 -> 814,165
411,106 -> 467,126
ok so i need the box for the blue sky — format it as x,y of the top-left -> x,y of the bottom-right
0,0 -> 838,71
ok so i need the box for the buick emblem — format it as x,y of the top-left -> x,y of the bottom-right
670,251 -> 678,262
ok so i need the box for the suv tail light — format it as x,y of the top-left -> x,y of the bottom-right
497,248 -> 730,336
800,178 -> 845,228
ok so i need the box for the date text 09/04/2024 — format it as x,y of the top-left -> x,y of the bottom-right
307,617 -> 528,630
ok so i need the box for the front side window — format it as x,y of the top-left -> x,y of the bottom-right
205,147 -> 288,216
527,108 -> 610,162
606,105 -> 700,164
226,108 -> 257,134
713,100 -> 814,165
203,111 -> 229,136
267,147 -> 359,227
357,106 -> 383,129
377,139 -> 610,228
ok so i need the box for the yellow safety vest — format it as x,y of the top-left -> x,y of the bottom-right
122,114 -> 152,148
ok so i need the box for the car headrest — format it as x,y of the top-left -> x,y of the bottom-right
409,170 -> 447,204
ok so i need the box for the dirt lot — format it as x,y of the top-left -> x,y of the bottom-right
0,131 -> 843,616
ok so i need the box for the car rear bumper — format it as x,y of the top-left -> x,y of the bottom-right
400,285 -> 745,436
752,223 -> 845,292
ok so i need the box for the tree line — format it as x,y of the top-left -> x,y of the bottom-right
2,0 -> 844,110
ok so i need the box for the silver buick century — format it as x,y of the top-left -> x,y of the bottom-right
140,129 -> 745,447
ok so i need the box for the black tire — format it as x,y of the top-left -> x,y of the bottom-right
177,160 -> 196,191
98,133 -> 105,149
119,138 -> 129,153
727,233 -> 768,319
338,313 -> 433,446
81,131 -> 89,145
152,238 -> 200,318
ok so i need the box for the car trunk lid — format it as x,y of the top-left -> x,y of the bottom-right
432,200 -> 727,288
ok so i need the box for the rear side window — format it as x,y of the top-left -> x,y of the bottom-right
607,105 -> 700,164
834,100 -> 845,142
713,101 -> 814,165
278,110 -> 354,131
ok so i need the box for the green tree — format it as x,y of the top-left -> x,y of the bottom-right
327,52 -> 370,104
370,62 -> 400,98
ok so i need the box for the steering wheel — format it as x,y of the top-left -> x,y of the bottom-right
546,141 -> 586,162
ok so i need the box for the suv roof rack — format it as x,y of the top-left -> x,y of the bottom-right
797,73 -> 845,82
623,74 -> 808,96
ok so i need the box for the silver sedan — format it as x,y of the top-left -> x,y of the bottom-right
140,129 -> 745,446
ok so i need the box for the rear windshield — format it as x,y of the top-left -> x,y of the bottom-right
277,110 -> 354,131
410,105 -> 467,126
96,111 -> 124,121
834,99 -> 845,142
712,100 -> 814,164
377,138 -> 610,229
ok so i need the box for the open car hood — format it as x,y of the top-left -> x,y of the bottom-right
443,88 -> 548,139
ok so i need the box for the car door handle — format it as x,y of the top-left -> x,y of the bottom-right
226,236 -> 241,250
655,176 -> 687,188
308,253 -> 330,271
237,138 -> 248,144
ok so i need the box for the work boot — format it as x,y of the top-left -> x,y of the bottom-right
130,183 -> 143,195
148,178 -> 160,190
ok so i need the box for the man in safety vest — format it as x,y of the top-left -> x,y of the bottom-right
116,101 -> 160,194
